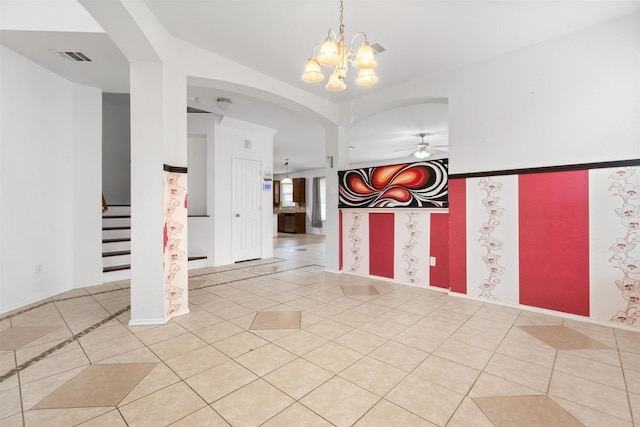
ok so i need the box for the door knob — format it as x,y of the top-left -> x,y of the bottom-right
235,213 -> 240,217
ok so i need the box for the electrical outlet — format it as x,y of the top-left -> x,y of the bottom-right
35,264 -> 42,274
429,256 -> 436,267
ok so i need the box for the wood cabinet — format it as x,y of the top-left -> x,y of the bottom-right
273,180 -> 280,205
277,213 -> 306,233
292,178 -> 305,202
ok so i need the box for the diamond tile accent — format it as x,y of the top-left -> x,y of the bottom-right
473,395 -> 583,427
250,311 -> 301,330
342,285 -> 380,296
0,327 -> 61,350
518,325 -> 610,350
33,363 -> 156,408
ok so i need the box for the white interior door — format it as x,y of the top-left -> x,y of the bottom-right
233,157 -> 262,262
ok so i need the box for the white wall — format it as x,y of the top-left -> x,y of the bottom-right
214,117 -> 275,265
102,93 -> 131,205
1,46 -> 102,313
344,13 -> 640,175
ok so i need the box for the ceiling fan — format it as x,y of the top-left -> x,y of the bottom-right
394,133 -> 448,159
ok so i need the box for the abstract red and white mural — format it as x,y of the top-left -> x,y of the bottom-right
163,165 -> 188,319
339,160 -> 448,208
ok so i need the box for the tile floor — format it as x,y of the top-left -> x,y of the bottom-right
1,234 -> 639,426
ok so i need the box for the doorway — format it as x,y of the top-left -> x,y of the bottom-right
233,157 -> 262,262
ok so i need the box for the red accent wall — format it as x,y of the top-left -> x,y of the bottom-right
430,213 -> 450,288
448,178 -> 467,294
369,213 -> 395,279
339,210 -> 343,271
519,171 -> 590,316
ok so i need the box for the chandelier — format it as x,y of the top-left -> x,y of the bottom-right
301,0 -> 378,92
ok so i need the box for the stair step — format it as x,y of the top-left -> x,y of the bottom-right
102,256 -> 207,273
102,226 -> 131,231
103,237 -> 131,243
103,250 -> 130,257
103,264 -> 130,273
102,215 -> 131,219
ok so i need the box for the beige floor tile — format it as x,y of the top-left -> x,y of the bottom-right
339,356 -> 406,396
616,334 -> 640,355
148,332 -> 206,360
393,324 -> 449,353
473,395 -> 583,427
212,379 -> 294,426
446,397 -> 493,427
304,319 -> 353,340
250,311 -> 301,330
518,325 -> 610,350
0,351 -> 16,374
448,324 -> 507,352
264,358 -> 332,399
433,338 -> 493,370
185,360 -> 258,403
425,308 -> 472,326
386,374 -> 464,426
334,329 -> 387,355
624,367 -> 640,394
300,377 -> 379,427
213,331 -> 269,358
551,396 -> 633,427
0,326 -> 62,350
19,346 -> 90,385
76,409 -> 128,426
133,322 -> 189,346
119,381 -> 206,426
563,348 -> 621,367
193,321 -> 244,343
0,385 -> 22,419
549,371 -> 631,421
358,317 -> 408,339
118,363 -> 181,406
285,297 -> 323,311
496,330 -> 557,367
261,403 -> 333,427
331,310 -> 375,328
369,340 -> 428,372
354,399 -> 436,426
629,393 -> 640,425
469,372 -> 544,398
23,407 -> 113,427
273,330 -> 328,356
303,342 -> 363,374
484,353 -> 551,392
82,333 -> 145,363
413,355 -> 480,395
0,375 -> 18,393
169,406 -> 230,426
20,366 -> 88,410
235,343 -> 297,377
165,345 -> 229,379
97,346 -> 160,364
555,352 -> 625,389
33,363 -> 156,408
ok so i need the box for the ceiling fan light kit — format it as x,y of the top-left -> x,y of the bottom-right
301,0 -> 379,92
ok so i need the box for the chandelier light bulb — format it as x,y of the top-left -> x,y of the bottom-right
356,67 -> 378,86
326,71 -> 347,92
353,42 -> 377,69
301,57 -> 325,83
317,37 -> 340,66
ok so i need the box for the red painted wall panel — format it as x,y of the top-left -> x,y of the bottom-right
369,213 -> 395,279
448,178 -> 467,294
519,171 -> 590,316
430,213 -> 450,288
339,210 -> 343,271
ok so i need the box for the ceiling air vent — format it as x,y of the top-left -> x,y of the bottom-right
370,43 -> 386,54
57,51 -> 92,62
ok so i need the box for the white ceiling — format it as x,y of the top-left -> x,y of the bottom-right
2,0 -> 639,173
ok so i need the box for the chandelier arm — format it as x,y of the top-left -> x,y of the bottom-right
326,28 -> 338,41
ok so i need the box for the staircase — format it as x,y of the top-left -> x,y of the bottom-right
102,205 -> 208,281
102,205 -> 132,280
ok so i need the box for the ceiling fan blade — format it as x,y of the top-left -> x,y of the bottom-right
393,147 -> 415,152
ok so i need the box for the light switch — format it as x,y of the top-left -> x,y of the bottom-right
429,256 -> 436,266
